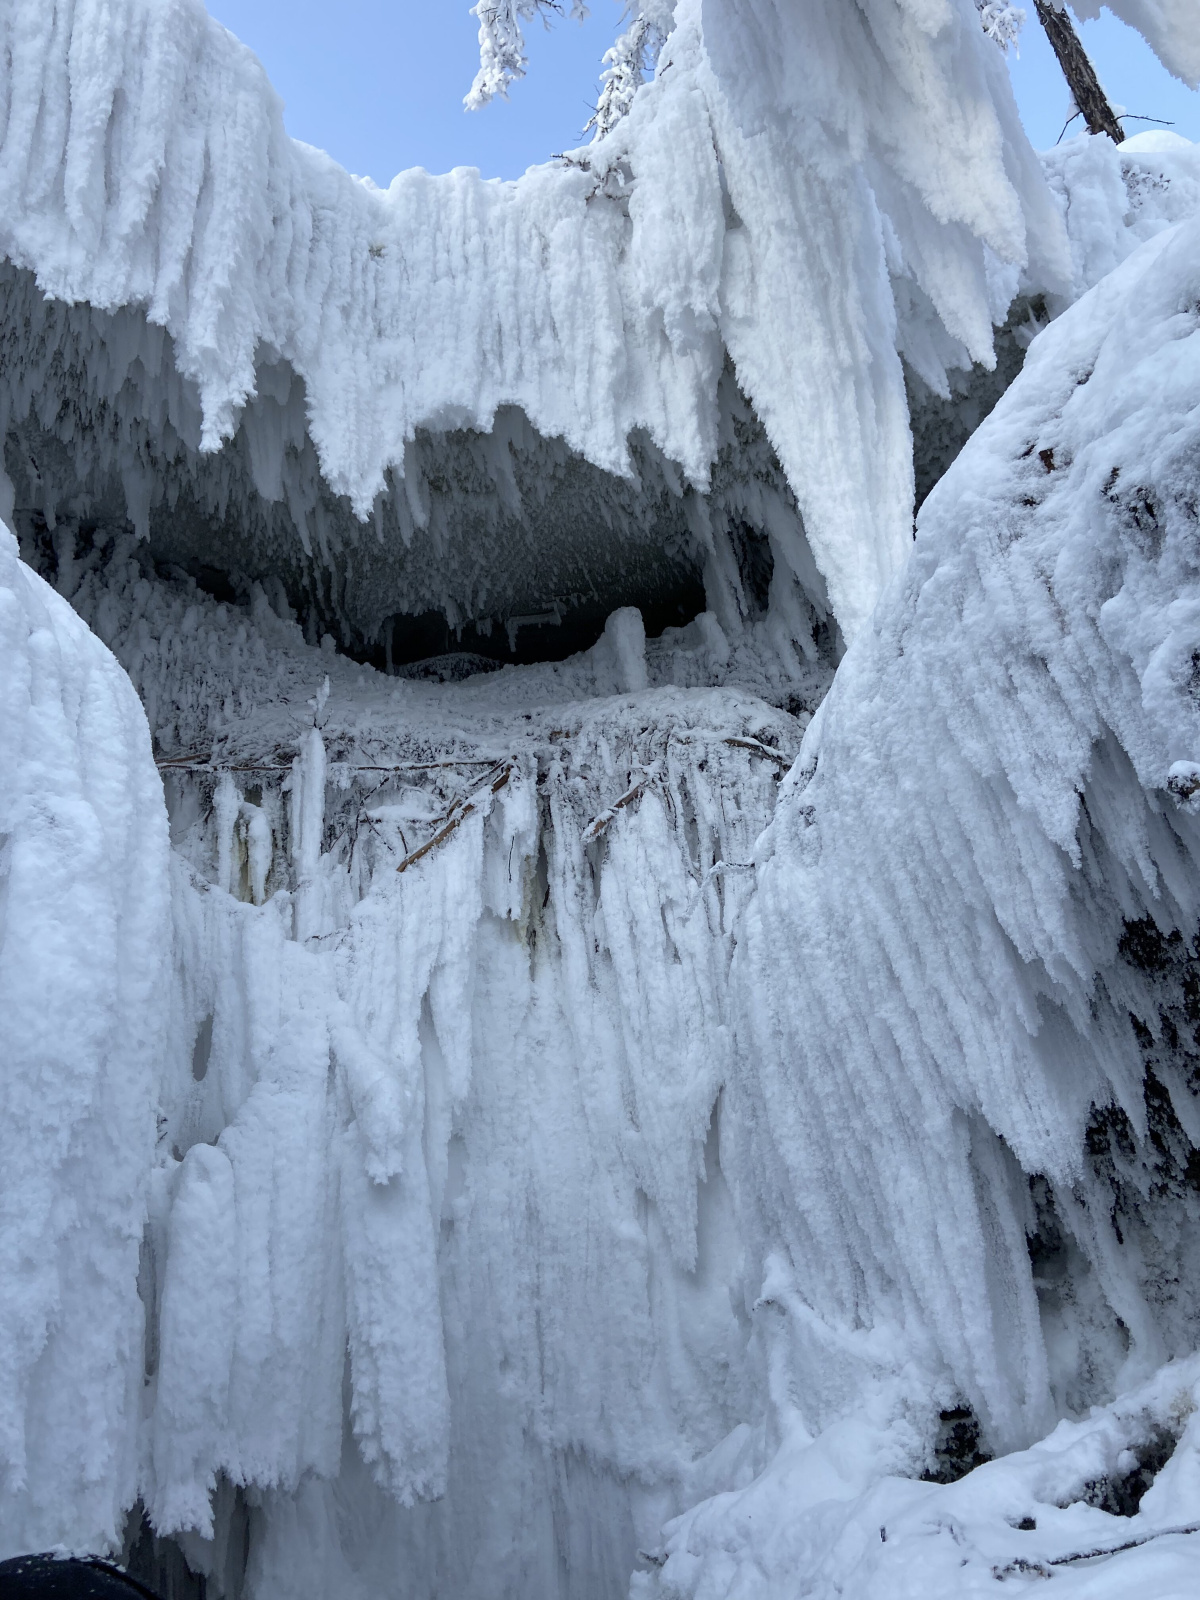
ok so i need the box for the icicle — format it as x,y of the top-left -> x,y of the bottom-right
290,725 -> 327,944
213,772 -> 240,897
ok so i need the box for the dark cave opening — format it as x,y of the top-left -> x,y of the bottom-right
372,571 -> 709,678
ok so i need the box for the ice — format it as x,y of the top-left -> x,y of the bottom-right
4,0 -> 1200,1596
0,524 -> 171,1556
641,206 -> 1200,1600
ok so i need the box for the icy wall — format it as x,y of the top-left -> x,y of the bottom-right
646,194 -> 1200,1600
6,523 -> 810,1596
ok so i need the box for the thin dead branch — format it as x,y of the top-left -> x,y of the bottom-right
584,766 -> 659,841
395,762 -> 515,874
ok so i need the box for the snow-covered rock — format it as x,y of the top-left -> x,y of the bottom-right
645,199 -> 1200,1600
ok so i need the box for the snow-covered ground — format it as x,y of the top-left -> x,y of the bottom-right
3,1 -> 1200,1598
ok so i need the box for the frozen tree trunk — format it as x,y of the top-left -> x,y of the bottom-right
1034,0 -> 1124,143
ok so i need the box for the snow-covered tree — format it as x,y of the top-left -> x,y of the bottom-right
584,10 -> 665,138
976,0 -> 1025,52
465,0 -> 589,109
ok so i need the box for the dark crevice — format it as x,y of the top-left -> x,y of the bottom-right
921,1406 -> 991,1483
1076,1429 -> 1178,1517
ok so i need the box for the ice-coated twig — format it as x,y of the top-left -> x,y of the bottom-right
685,859 -> 755,920
583,763 -> 661,841
723,736 -> 792,766
396,763 -> 515,874
155,756 -> 499,773
1046,1520 -> 1200,1567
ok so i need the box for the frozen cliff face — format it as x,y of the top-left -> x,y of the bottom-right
8,178 -> 1200,1600
10,524 -> 807,1596
642,202 -> 1200,1600
4,1 -> 1200,1598
908,133 -> 1200,509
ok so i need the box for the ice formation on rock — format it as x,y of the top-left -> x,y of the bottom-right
4,1 -> 1200,1598
646,184 -> 1200,1600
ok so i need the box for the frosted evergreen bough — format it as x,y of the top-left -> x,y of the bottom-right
586,8 -> 668,139
4,0 -> 1200,1598
466,0 -> 590,109
977,0 -> 1025,53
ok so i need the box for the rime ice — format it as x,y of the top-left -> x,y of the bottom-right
3,1 -> 1200,1599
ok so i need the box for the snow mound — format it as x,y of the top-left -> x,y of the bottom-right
0,524 -> 170,1556
642,1354 -> 1200,1600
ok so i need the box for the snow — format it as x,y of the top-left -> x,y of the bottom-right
0,524 -> 171,1556
646,202 -> 1200,1600
641,1354 -> 1200,1599
4,1 -> 1200,1597
1069,0 -> 1200,88
10,509 -> 801,1591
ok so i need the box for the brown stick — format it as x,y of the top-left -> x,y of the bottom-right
1034,1 -> 1124,143
584,771 -> 655,841
395,764 -> 513,873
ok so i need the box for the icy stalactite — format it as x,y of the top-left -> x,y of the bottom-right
0,525 -> 171,1558
0,261 -> 840,678
1069,0 -> 1200,86
0,4 -> 1192,661
0,0 -> 1078,645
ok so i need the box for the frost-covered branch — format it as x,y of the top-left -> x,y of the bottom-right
585,10 -> 666,139
465,0 -> 588,109
976,0 -> 1025,53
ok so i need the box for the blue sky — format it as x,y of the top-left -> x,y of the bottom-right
208,2 -> 1200,185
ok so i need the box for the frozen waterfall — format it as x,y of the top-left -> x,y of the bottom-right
4,1 -> 1200,1598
